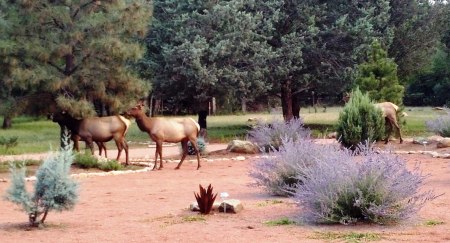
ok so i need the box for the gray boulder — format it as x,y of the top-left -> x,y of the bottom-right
437,138 -> 450,148
219,199 -> 243,213
226,140 -> 259,154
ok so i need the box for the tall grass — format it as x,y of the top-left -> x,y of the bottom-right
0,107 -> 442,155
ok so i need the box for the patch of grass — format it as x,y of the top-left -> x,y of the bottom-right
312,231 -> 382,242
257,199 -> 284,207
182,215 -> 206,222
424,220 -> 444,226
0,159 -> 42,173
264,217 -> 296,226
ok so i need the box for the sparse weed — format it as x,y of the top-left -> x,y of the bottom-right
424,220 -> 444,226
312,231 -> 381,242
264,217 -> 296,226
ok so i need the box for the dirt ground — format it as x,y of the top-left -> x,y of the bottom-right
0,140 -> 450,243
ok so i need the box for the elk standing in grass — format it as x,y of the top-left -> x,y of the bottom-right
126,104 -> 201,170
50,111 -> 131,164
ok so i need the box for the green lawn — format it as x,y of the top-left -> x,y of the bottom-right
0,106 -> 444,155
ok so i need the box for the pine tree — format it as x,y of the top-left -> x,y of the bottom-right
5,0 -> 153,118
356,40 -> 404,105
336,88 -> 384,149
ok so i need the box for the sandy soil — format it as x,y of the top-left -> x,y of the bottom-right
0,140 -> 449,243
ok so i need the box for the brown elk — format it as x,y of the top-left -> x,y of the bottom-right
343,92 -> 404,144
50,111 -> 131,164
126,104 -> 201,170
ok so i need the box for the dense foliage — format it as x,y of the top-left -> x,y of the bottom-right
336,89 -> 384,149
5,148 -> 79,226
355,40 -> 404,105
0,0 -> 153,123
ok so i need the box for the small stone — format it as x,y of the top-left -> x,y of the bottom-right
219,199 -> 243,213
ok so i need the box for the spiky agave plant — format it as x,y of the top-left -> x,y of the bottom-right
194,184 -> 217,214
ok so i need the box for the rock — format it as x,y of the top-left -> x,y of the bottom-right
226,140 -> 259,154
219,199 -> 243,213
413,137 -> 429,145
437,138 -> 450,148
190,201 -> 221,212
427,135 -> 444,143
326,132 -> 337,139
234,156 -> 246,161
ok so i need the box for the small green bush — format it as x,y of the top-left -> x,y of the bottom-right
97,160 -> 123,171
336,88 -> 384,149
73,153 -> 123,171
74,153 -> 99,169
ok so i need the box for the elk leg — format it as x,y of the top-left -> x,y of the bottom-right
115,140 -> 123,165
175,141 -> 189,170
392,119 -> 403,144
384,120 -> 392,144
152,146 -> 158,170
123,140 -> 129,166
86,139 -> 95,155
190,138 -> 201,170
157,141 -> 164,170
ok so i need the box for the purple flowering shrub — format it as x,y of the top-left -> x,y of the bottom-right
247,118 -> 310,151
249,138 -> 343,196
291,144 -> 437,224
426,107 -> 450,137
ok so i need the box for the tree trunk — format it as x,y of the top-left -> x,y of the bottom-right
292,93 -> 300,119
60,125 -> 71,150
241,97 -> 247,114
281,80 -> 294,121
198,110 -> 208,140
2,116 -> 12,129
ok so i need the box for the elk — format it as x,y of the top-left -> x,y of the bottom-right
343,92 -> 404,144
50,111 -> 131,164
374,102 -> 404,144
126,104 -> 201,170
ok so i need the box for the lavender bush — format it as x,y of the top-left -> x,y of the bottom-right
291,143 -> 437,224
426,107 -> 450,137
247,118 -> 310,151
249,138 -> 344,196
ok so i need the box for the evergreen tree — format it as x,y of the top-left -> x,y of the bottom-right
142,0 -> 392,121
4,0 -> 153,118
336,88 -> 384,149
356,40 -> 404,105
5,147 -> 79,227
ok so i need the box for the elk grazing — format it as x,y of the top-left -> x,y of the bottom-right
126,104 -> 201,170
343,92 -> 404,144
50,111 -> 131,164
374,102 -> 404,144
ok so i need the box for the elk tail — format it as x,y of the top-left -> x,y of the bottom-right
119,115 -> 132,136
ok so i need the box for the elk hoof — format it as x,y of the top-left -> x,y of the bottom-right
174,167 -> 180,170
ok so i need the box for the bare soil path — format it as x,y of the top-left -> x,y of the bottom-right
1,140 -> 450,243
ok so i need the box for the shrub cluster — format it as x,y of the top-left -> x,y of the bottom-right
426,107 -> 450,137
336,88 -> 384,149
247,118 -> 310,151
74,153 -> 123,171
250,138 -> 437,224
